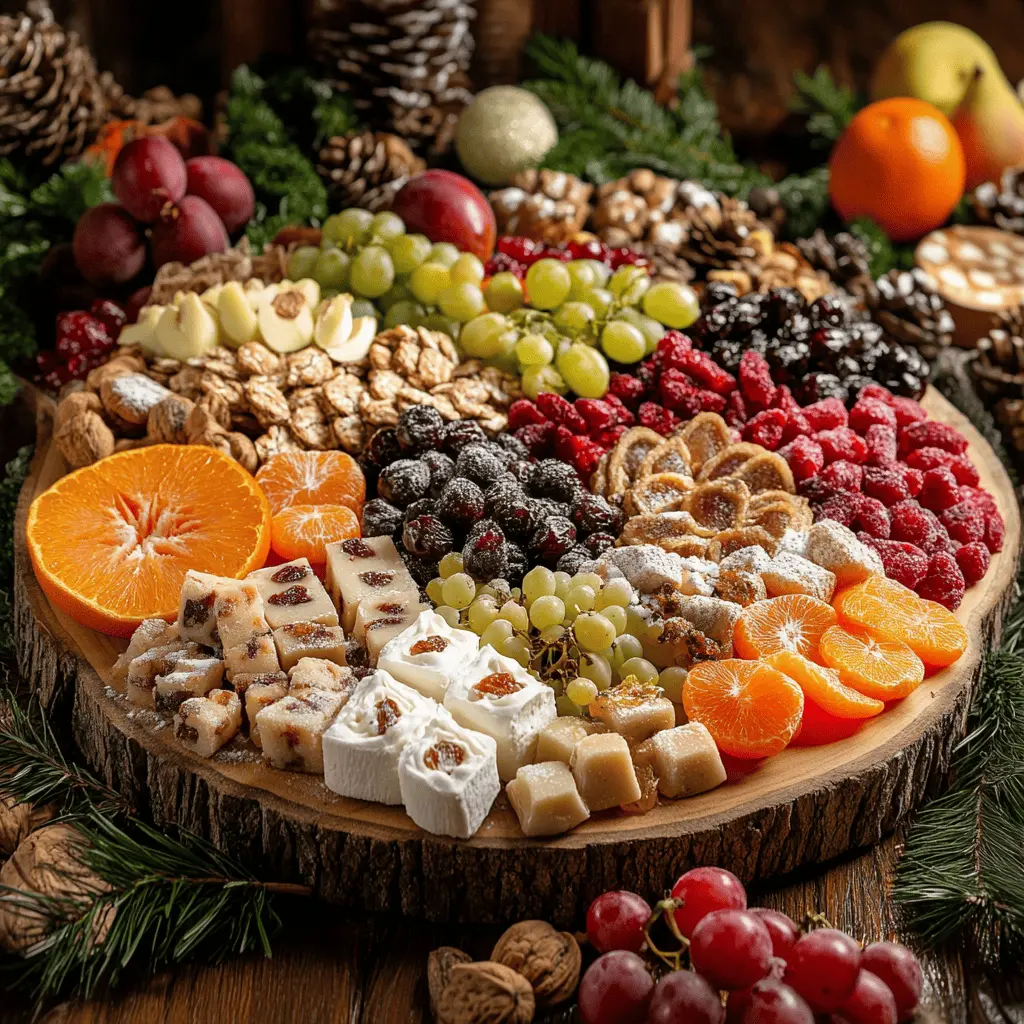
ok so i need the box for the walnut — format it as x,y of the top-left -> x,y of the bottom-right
244,377 -> 291,427
114,438 -> 151,452
322,372 -> 365,416
0,796 -> 53,857
100,373 -> 172,427
196,391 -> 232,430
0,824 -> 112,954
331,415 -> 365,454
185,404 -> 227,444
490,921 -> 581,1008
286,347 -> 333,388
427,946 -> 472,1020
147,394 -> 195,444
205,431 -> 259,472
85,354 -> 146,392
55,390 -> 103,431
201,371 -> 246,412
254,425 -> 303,463
55,411 -> 115,468
435,961 -> 535,1024
168,366 -> 204,399
237,341 -> 282,377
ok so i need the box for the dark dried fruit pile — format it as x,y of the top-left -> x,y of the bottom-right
360,405 -> 625,586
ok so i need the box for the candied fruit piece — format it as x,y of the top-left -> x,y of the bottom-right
778,435 -> 824,483
863,537 -> 929,590
423,740 -> 466,773
410,635 -> 449,655
475,671 -> 523,696
919,467 -> 961,512
864,424 -> 898,467
917,550 -> 966,610
905,447 -> 981,486
575,398 -> 616,432
816,427 -> 868,465
899,420 -> 969,457
820,460 -> 864,493
742,408 -> 787,450
849,396 -> 897,433
608,372 -> 647,405
677,348 -> 736,394
803,397 -> 848,432
376,696 -> 402,734
956,541 -> 991,586
724,390 -> 747,428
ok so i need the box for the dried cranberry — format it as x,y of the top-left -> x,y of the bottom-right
268,585 -> 312,606
918,467 -> 961,512
738,350 -> 776,408
803,397 -> 848,433
917,550 -> 966,610
816,427 -> 868,465
272,563 -> 310,583
536,391 -> 588,433
849,396 -> 898,434
742,408 -> 787,450
779,436 -> 824,482
638,402 -> 680,436
89,299 -> 127,338
864,538 -> 929,590
899,420 -> 969,457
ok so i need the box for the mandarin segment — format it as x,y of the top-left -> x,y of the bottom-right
270,504 -> 361,563
833,575 -> 968,668
733,594 -> 838,662
765,650 -> 885,719
255,451 -> 366,515
683,659 -> 804,759
818,625 -> 925,700
27,445 -> 271,637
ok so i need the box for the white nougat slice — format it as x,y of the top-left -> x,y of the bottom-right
377,609 -> 480,702
324,536 -> 418,631
154,657 -> 225,713
248,558 -> 339,631
177,570 -> 233,646
322,670 -> 437,805
224,631 -> 281,678
256,688 -> 348,773
398,707 -> 499,838
443,648 -> 556,783
214,580 -> 270,652
174,690 -> 242,757
288,657 -> 358,699
244,679 -> 289,748
112,618 -> 178,685
506,761 -> 590,837
273,620 -> 348,671
126,640 -> 203,708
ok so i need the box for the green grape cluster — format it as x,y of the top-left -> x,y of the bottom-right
426,557 -> 685,716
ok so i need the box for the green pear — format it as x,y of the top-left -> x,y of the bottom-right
871,21 -> 1008,115
950,65 -> 1024,187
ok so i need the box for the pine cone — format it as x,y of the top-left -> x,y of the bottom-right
972,166 -> 1024,233
973,305 -> 1024,402
489,169 -> 593,245
641,243 -> 695,284
0,2 -> 112,165
746,185 -> 787,236
108,85 -> 203,126
317,131 -> 425,211
677,193 -> 768,270
866,268 -> 955,359
796,229 -> 873,296
309,0 -> 476,157
995,396 -> 1024,453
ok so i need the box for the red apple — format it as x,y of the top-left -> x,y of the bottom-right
391,170 -> 496,261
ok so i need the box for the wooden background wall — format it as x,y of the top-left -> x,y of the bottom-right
8,0 -> 1024,141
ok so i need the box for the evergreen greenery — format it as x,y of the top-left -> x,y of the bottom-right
0,446 -> 31,657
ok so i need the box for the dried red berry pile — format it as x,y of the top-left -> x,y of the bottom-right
34,300 -> 127,389
485,235 -> 648,279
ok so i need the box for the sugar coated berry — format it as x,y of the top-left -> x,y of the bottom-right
815,492 -> 862,528
508,399 -> 548,429
860,942 -> 924,1022
779,436 -> 824,483
939,501 -> 986,545
821,460 -> 864,492
536,390 -> 588,432
725,390 -> 748,428
742,408 -> 787,450
917,550 -> 966,610
816,427 -> 868,465
577,950 -> 654,1024
837,969 -> 898,1024
656,329 -> 694,369
609,371 -> 647,405
749,908 -> 801,961
852,495 -> 891,539
956,541 -> 991,586
638,401 -> 680,435
575,397 -> 617,432
783,929 -> 862,1012
986,513 -> 1005,554
862,466 -> 912,506
689,910 -> 774,991
864,538 -> 929,590
678,348 -> 737,394
586,890 -> 652,954
670,866 -> 747,938
857,383 -> 896,405
849,396 -> 898,433
864,424 -> 899,467
896,464 -> 924,498
899,420 -> 968,457
738,350 -> 777,408
918,466 -> 961,512
889,500 -> 938,548
803,397 -> 848,432
889,395 -> 927,426
515,421 -> 556,455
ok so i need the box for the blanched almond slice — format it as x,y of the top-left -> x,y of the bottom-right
684,478 -> 750,532
697,442 -> 766,482
625,472 -> 694,516
729,452 -> 795,494
637,435 -> 693,480
608,427 -> 665,494
679,412 -> 733,473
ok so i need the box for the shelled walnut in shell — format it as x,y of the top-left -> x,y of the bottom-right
52,327 -> 521,470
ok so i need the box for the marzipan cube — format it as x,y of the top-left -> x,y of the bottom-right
570,733 -> 642,811
506,761 -> 590,837
177,570 -> 232,646
244,679 -> 289,748
214,580 -> 270,652
273,620 -> 348,671
633,722 -> 726,799
224,631 -> 281,678
359,601 -> 426,664
227,670 -> 288,700
126,640 -> 203,708
174,689 -> 242,757
112,618 -> 178,685
535,717 -> 605,764
248,558 -> 339,631
256,689 -> 347,773
324,536 -> 418,631
154,657 -> 225,713
588,679 -> 675,742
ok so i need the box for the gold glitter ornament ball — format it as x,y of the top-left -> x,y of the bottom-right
455,86 -> 559,187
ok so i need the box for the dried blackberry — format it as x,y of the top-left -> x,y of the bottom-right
455,443 -> 507,488
422,450 -> 455,497
485,479 -> 535,540
400,548 -> 439,588
529,497 -> 572,523
504,541 -> 527,584
808,294 -> 848,329
442,419 -> 488,455
403,498 -> 436,523
395,405 -> 446,452
362,498 -> 404,537
436,477 -> 486,530
506,459 -> 534,487
463,521 -> 508,581
799,373 -> 849,404
362,427 -> 402,471
571,491 -> 625,535
556,545 -> 592,575
702,281 -> 739,306
529,459 -> 580,504
403,515 -> 455,561
377,459 -> 431,507
496,433 -> 530,460
528,516 -> 577,564
584,532 -> 617,557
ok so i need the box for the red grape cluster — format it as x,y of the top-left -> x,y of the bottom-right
35,300 -> 126,388
485,235 -> 649,279
579,867 -> 923,1024
72,137 -> 255,288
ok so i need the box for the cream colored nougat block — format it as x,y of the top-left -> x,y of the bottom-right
804,519 -> 884,587
177,570 -> 232,645
673,594 -> 743,655
588,679 -> 675,742
506,761 -> 590,837
288,657 -> 357,701
535,717 -> 606,764
324,536 -> 417,631
359,601 -> 427,664
214,580 -> 270,651
174,689 -> 242,757
112,618 -> 178,685
257,688 -> 348,773
224,631 -> 281,678
354,594 -> 422,642
273,621 -> 348,671
248,558 -> 339,631
154,657 -> 225,713
244,680 -> 289,748
635,722 -> 726,799
570,732 -> 642,811
228,670 -> 288,699
761,551 -> 836,603
125,640 -> 202,708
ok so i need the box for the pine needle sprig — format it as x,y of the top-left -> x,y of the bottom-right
790,66 -> 859,147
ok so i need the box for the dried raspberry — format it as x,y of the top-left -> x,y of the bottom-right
815,493 -> 861,528
862,466 -> 911,506
917,550 -> 966,610
655,330 -> 694,370
659,368 -> 698,413
897,465 -> 924,497
864,537 -> 929,589
602,394 -> 636,426
677,348 -> 737,395
574,398 -> 616,433
918,467 -> 960,512
776,393 -> 812,443
724,390 -> 747,428
738,351 -> 776,408
508,399 -> 547,430
938,501 -> 986,545
638,402 -> 680,436
536,392 -> 587,433
948,455 -> 980,487
856,384 -> 896,406
864,424 -> 898,467
890,396 -> 927,427
820,460 -> 864,492
779,436 -> 824,483
816,427 -> 868,465
566,435 -> 605,477
899,420 -> 969,457
986,513 -> 1005,554
889,500 -> 940,549
956,542 -> 991,587
803,397 -> 848,432
852,495 -> 891,539
696,388 -> 727,413
905,447 -> 980,487
594,425 -> 628,448
514,422 -> 555,455
553,425 -> 576,462
849,396 -> 898,434
799,475 -> 838,503
742,408 -> 787,450
608,372 -> 646,405
957,485 -> 998,517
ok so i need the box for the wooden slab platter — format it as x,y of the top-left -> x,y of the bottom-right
12,387 -> 1022,926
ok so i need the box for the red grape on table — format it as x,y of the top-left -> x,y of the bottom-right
112,136 -> 187,223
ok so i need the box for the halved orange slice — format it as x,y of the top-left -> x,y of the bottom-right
683,659 -> 804,759
27,445 -> 271,637
271,504 -> 361,563
765,650 -> 885,719
733,594 -> 838,663
255,451 -> 365,515
818,625 -> 925,700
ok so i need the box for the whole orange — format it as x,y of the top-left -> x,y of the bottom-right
829,97 -> 965,242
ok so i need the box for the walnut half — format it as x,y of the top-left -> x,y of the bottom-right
490,920 -> 581,1008
435,961 -> 535,1024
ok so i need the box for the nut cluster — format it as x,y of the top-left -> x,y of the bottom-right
489,169 -> 594,246
147,239 -> 288,305
53,326 -> 521,470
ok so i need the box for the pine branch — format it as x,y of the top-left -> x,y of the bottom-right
790,66 -> 859,147
0,445 -> 32,657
